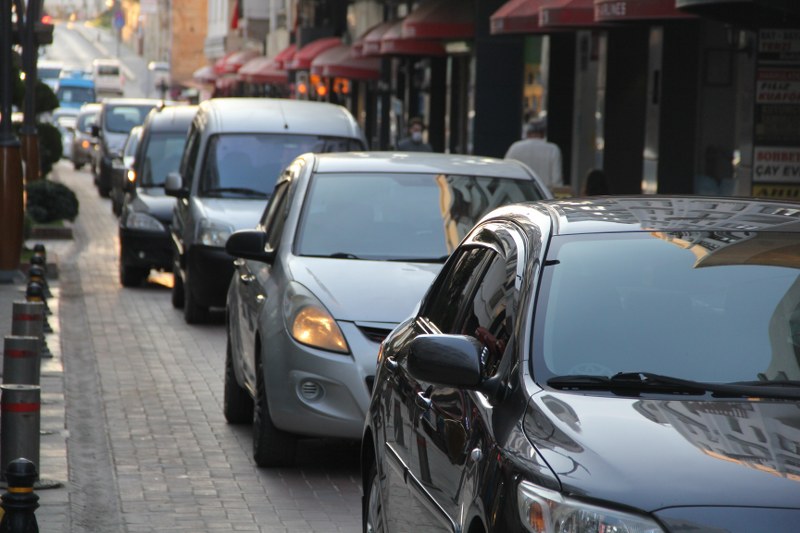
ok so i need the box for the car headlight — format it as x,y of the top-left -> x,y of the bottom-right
124,211 -> 165,232
518,482 -> 664,533
283,282 -> 349,354
198,219 -> 234,247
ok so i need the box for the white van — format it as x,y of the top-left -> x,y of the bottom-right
92,58 -> 124,95
164,97 -> 367,323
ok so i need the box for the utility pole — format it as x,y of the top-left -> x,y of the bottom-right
0,0 -> 24,277
20,0 -> 45,183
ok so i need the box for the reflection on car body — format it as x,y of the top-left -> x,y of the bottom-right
362,196 -> 800,533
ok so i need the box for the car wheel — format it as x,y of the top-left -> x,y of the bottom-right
224,336 -> 253,424
171,262 -> 184,309
253,353 -> 296,467
98,184 -> 110,198
363,461 -> 385,533
183,268 -> 208,324
119,262 -> 148,287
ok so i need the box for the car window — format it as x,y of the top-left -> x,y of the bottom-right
294,173 -> 543,261
198,134 -> 361,198
139,132 -> 188,187
105,105 -> 157,133
262,180 -> 291,251
535,231 -> 800,384
57,86 -> 95,105
76,111 -> 97,133
180,122 -> 201,189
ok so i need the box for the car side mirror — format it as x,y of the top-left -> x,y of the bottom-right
408,335 -> 483,388
91,124 -> 100,137
164,171 -> 187,198
225,230 -> 276,264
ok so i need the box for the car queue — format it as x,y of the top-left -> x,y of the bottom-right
62,94 -> 800,532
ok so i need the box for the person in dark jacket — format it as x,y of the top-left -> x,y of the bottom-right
396,116 -> 433,152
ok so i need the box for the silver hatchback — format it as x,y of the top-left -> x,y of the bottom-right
223,151 -> 552,467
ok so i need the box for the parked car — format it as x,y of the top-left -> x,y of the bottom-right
110,125 -> 142,217
362,196 -> 800,533
92,58 -> 124,96
70,102 -> 101,171
55,75 -> 96,109
164,97 -> 366,324
223,151 -> 552,467
118,105 -> 197,287
49,107 -> 78,160
92,98 -> 163,197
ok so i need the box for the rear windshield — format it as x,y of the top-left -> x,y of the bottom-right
97,65 -> 120,76
76,111 -> 98,133
39,67 -> 62,78
295,173 -> 544,261
57,86 -> 95,106
139,132 -> 189,187
104,104 -> 157,133
198,133 -> 362,198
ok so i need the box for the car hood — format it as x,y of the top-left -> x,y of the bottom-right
523,392 -> 800,511
286,256 -> 441,323
194,198 -> 268,232
130,188 -> 174,223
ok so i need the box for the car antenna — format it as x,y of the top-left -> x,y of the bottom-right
278,102 -> 289,130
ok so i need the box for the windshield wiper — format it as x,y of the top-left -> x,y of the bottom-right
547,372 -> 800,399
202,187 -> 267,197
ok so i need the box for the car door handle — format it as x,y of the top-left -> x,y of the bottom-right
415,391 -> 432,411
240,274 -> 255,284
385,356 -> 398,372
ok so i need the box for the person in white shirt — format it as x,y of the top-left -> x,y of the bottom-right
504,117 -> 563,189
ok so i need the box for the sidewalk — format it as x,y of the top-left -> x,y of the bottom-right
0,237 -> 76,532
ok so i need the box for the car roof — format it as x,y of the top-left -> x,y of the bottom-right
100,98 -> 166,107
145,105 -> 197,132
78,103 -> 102,114
56,77 -> 95,87
197,97 -> 362,139
310,151 -> 540,181
492,196 -> 800,235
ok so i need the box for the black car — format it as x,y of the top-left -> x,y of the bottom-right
118,105 -> 197,287
362,196 -> 800,533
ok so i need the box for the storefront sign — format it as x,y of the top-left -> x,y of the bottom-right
751,183 -> 800,200
756,69 -> 800,103
753,147 -> 800,182
758,29 -> 800,63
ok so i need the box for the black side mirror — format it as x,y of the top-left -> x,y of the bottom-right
408,335 -> 483,388
91,124 -> 100,137
225,230 -> 276,264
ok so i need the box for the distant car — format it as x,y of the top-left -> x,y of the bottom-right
118,105 -> 197,287
92,98 -> 163,197
70,102 -> 101,171
37,59 -> 64,91
51,107 -> 78,160
55,76 -> 96,109
223,151 -> 551,467
110,125 -> 142,217
362,196 -> 800,533
92,58 -> 124,96
164,97 -> 367,324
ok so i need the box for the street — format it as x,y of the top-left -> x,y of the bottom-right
55,160 -> 362,532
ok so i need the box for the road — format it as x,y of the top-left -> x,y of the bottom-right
44,22 -> 363,533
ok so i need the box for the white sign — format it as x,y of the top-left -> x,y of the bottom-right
756,69 -> 800,104
753,146 -> 800,183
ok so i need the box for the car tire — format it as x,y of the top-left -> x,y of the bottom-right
253,353 -> 296,467
363,461 -> 385,533
171,262 -> 184,309
120,263 -> 148,287
183,267 -> 208,324
224,336 -> 253,424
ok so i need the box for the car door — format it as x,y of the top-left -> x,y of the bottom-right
235,174 -> 294,389
410,223 -> 525,530
172,121 -> 201,260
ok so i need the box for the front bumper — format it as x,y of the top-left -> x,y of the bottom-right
185,245 -> 235,308
119,227 -> 172,271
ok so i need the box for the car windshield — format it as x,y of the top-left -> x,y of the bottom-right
105,105 -> 157,133
122,129 -> 141,159
76,111 -> 97,133
295,173 -> 544,261
57,86 -> 95,106
139,131 -> 188,187
198,133 -> 362,198
535,231 -> 800,386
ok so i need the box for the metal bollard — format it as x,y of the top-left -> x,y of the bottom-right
24,283 -> 49,317
10,302 -> 51,360
0,458 -> 40,532
32,244 -> 46,266
2,337 -> 40,386
26,265 -> 50,299
0,385 -> 40,483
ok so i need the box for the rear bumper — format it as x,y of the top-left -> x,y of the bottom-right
120,227 -> 172,271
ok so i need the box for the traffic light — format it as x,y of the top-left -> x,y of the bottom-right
11,15 -> 54,46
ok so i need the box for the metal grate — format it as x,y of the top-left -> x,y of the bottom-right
357,325 -> 392,344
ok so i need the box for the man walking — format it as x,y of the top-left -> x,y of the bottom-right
396,117 -> 433,152
504,117 -> 562,190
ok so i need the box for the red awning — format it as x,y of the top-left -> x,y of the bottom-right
594,0 -> 694,21
192,65 -> 217,83
540,0 -> 595,27
288,37 -> 342,70
273,44 -> 297,69
237,56 -> 288,84
215,75 -> 239,91
381,20 -> 447,56
360,21 -> 395,56
402,0 -> 475,40
214,49 -> 260,75
310,44 -> 381,80
491,0 -> 540,34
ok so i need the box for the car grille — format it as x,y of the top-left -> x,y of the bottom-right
357,325 -> 393,344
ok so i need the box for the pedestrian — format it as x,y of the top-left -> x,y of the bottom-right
396,116 -> 433,152
504,117 -> 563,190
583,168 -> 609,196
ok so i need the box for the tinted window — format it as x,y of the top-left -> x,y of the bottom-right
198,134 -> 360,198
104,105 -> 157,133
57,86 -> 95,106
139,132 -> 187,186
535,231 -> 800,384
180,123 -> 201,189
97,65 -> 120,75
295,173 -> 542,261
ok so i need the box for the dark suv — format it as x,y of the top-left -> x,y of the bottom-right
118,105 -> 197,287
